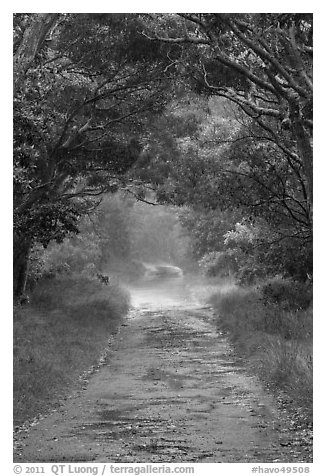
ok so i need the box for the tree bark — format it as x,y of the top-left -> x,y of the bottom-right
293,127 -> 313,217
14,13 -> 60,92
13,235 -> 32,300
289,101 -> 313,219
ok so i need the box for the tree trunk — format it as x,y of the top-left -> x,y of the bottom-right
14,13 -> 60,92
290,106 -> 313,221
13,235 -> 32,300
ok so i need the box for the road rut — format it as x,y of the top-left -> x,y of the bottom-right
14,290 -> 310,462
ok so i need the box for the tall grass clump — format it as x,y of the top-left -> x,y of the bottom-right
209,279 -> 312,415
13,275 -> 130,426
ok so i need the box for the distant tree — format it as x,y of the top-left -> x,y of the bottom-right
178,207 -> 240,259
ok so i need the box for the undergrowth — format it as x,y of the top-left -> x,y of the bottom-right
208,285 -> 312,417
13,275 -> 130,426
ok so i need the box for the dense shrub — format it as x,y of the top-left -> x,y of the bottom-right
259,276 -> 312,311
198,250 -> 237,278
222,221 -> 313,286
27,234 -> 102,290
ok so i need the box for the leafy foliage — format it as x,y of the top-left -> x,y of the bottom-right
26,192 -> 191,290
14,202 -> 80,247
134,89 -> 312,283
13,13 -> 178,297
13,13 -> 313,296
259,276 -> 312,311
137,13 -> 313,284
198,251 -> 238,278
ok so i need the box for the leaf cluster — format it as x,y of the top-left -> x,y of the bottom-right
13,13 -> 178,254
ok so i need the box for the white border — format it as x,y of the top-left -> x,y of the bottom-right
4,4 -> 323,473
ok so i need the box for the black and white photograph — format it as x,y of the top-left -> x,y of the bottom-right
12,7 -> 314,470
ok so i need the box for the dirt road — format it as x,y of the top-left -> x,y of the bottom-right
14,275 -> 310,463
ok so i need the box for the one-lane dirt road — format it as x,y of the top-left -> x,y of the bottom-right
14,275 -> 311,463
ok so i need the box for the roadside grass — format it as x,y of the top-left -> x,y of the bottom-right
13,275 -> 130,426
208,286 -> 312,416
186,274 -> 237,304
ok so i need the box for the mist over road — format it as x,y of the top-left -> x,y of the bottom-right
128,263 -> 193,311
14,268 -> 308,463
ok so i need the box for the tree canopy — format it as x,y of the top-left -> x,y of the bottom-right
13,13 -> 178,297
142,14 -> 313,211
13,12 -> 313,297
